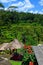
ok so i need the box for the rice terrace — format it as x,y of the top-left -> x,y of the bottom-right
0,1 -> 43,65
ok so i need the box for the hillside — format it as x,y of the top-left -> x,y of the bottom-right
0,11 -> 43,45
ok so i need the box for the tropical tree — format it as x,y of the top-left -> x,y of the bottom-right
8,6 -> 18,11
0,3 -> 4,10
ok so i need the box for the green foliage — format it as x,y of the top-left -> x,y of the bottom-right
0,10 -> 43,45
29,53 -> 36,62
0,3 -> 4,8
22,49 -> 29,61
4,50 -> 11,54
10,60 -> 22,65
0,23 -> 43,45
22,49 -> 36,65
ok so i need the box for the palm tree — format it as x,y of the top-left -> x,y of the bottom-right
8,6 -> 18,11
0,3 -> 4,10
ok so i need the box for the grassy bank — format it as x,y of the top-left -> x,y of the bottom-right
10,60 -> 22,65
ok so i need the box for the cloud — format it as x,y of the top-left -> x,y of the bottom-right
11,0 -> 16,1
11,2 -> 24,7
11,0 -> 34,12
0,0 -> 35,12
29,10 -> 38,14
29,10 -> 43,14
0,0 -> 16,3
39,11 -> 43,14
4,8 -> 8,10
42,9 -> 43,11
39,0 -> 43,6
39,9 -> 43,14
0,0 -> 9,3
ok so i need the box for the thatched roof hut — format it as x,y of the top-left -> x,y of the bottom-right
0,43 -> 9,51
10,39 -> 24,50
0,39 -> 24,51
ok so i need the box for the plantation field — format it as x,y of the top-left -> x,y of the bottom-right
0,23 -> 43,45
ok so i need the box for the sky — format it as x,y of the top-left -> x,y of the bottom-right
0,0 -> 43,14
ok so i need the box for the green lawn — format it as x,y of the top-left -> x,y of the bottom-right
10,60 -> 22,65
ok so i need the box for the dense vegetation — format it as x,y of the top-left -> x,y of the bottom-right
0,9 -> 43,45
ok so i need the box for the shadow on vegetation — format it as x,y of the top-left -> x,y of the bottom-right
10,52 -> 23,61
